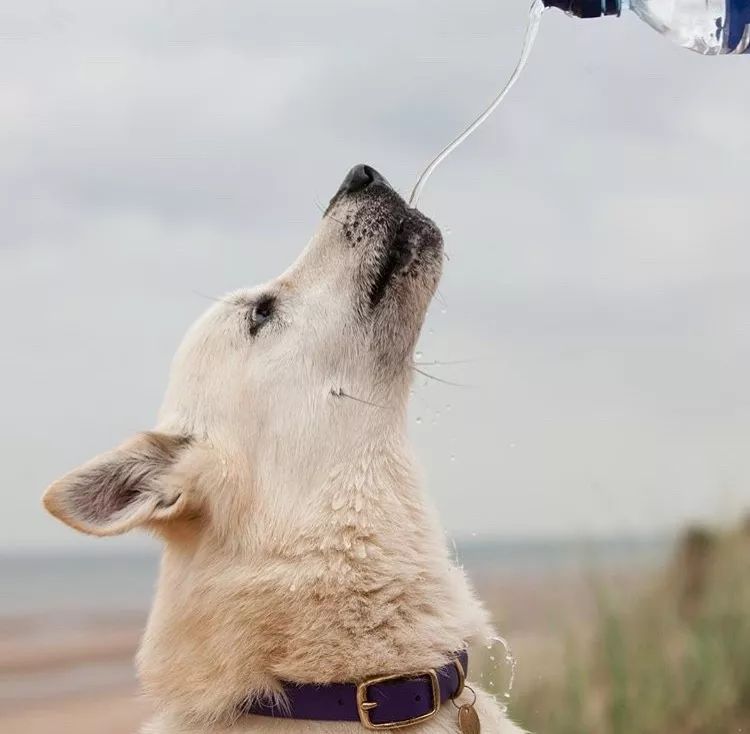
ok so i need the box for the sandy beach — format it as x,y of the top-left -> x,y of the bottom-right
1,690 -> 151,734
0,609 -> 148,733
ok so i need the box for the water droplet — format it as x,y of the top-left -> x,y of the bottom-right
446,404 -> 452,412
416,351 -> 423,360
450,455 -> 456,463
416,417 -> 422,424
440,307 -> 447,315
449,536 -> 460,564
289,584 -> 297,593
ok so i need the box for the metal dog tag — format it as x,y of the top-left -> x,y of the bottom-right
458,703 -> 481,734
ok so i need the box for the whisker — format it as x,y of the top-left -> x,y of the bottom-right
412,367 -> 468,388
192,290 -> 236,306
314,196 -> 348,228
315,201 -> 347,228
330,387 -> 390,410
414,359 -> 478,367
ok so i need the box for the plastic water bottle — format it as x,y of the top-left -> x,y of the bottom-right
543,0 -> 750,54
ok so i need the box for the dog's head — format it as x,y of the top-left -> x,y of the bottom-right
44,165 -> 443,539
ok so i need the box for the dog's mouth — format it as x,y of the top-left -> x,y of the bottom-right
326,164 -> 443,310
368,211 -> 441,308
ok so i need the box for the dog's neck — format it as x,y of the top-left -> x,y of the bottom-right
137,434 -> 491,729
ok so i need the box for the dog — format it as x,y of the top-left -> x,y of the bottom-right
43,165 -> 525,734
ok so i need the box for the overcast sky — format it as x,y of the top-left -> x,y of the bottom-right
1,0 -> 749,552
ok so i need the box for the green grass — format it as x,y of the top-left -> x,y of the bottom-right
508,523 -> 750,734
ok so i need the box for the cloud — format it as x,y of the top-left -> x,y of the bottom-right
2,0 -> 749,549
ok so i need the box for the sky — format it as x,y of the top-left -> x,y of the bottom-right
1,0 -> 749,552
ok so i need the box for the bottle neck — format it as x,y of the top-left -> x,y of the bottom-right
543,0 -> 621,18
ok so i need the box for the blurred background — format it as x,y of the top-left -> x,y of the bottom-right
1,1 -> 749,732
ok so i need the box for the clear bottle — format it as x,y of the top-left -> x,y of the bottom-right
543,0 -> 750,54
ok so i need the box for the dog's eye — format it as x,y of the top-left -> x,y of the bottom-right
248,296 -> 275,335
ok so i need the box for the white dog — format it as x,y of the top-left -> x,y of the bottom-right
44,165 -> 525,734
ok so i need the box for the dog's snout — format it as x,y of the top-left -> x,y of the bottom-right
340,164 -> 390,194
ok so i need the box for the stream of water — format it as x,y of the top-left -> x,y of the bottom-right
409,0 -> 546,208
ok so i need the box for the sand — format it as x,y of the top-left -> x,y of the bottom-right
0,612 -> 149,733
1,690 -> 151,734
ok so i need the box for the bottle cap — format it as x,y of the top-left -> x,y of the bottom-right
543,0 -> 620,18
728,0 -> 750,52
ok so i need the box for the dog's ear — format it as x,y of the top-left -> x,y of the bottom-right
43,431 -> 195,537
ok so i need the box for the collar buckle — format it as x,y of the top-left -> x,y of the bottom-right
356,669 -> 441,730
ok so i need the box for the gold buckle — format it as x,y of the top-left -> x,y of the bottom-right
356,669 -> 441,730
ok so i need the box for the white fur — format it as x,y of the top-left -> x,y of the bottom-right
44,180 -> 526,734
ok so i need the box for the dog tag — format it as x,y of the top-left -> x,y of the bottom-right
458,703 -> 481,734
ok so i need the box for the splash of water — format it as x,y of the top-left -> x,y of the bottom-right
408,0 -> 546,208
477,634 -> 518,713
491,635 -> 518,712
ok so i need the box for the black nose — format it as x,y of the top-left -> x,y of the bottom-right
340,164 -> 390,194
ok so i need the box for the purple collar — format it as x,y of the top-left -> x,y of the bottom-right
243,651 -> 468,730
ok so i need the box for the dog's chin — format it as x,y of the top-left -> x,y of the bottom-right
357,200 -> 443,370
368,210 -> 443,308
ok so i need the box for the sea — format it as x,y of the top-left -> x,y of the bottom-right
0,536 -> 671,619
